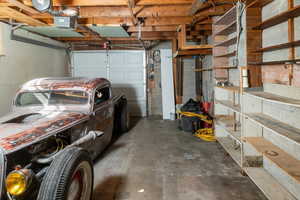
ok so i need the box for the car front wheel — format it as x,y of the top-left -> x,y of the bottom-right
37,147 -> 94,200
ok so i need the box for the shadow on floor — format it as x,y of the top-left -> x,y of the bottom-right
93,175 -> 128,200
94,117 -> 141,163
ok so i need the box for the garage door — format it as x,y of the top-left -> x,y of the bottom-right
72,50 -> 147,117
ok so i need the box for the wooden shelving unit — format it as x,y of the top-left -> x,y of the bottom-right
214,36 -> 237,47
215,86 -> 240,93
212,3 -> 300,199
214,50 -> 236,58
249,59 -> 300,65
217,136 -> 241,166
241,84 -> 300,199
253,40 -> 300,52
244,90 -> 300,107
214,21 -> 237,36
247,0 -> 274,8
215,6 -> 237,25
253,4 -> 300,30
215,99 -> 241,113
213,6 -> 243,169
244,167 -> 296,200
194,66 -> 237,72
245,113 -> 300,143
173,49 -> 212,58
246,137 -> 300,184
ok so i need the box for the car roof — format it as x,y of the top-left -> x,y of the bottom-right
20,77 -> 110,92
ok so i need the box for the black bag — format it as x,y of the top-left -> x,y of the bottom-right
179,99 -> 203,133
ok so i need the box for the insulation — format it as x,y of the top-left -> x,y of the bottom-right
89,26 -> 129,37
22,26 -> 83,37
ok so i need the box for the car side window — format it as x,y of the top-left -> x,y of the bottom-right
94,87 -> 110,106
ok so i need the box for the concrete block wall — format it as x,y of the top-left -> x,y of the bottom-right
0,22 -> 68,116
261,0 -> 300,86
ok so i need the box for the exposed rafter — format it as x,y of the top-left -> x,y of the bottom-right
20,0 -> 194,6
0,0 -> 234,44
0,7 -> 46,26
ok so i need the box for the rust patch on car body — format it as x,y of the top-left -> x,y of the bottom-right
19,77 -> 110,93
0,112 -> 89,153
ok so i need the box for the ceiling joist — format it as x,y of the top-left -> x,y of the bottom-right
20,0 -> 194,7
0,6 -> 46,26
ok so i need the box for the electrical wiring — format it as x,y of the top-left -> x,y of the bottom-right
194,128 -> 216,142
178,111 -> 212,124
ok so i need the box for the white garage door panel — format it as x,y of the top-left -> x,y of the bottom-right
74,67 -> 107,78
109,52 -> 143,66
109,69 -> 144,84
72,51 -> 146,117
73,53 -> 106,67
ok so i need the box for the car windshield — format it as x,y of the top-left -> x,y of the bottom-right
16,91 -> 89,107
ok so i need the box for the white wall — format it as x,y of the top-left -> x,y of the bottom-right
0,22 -> 68,116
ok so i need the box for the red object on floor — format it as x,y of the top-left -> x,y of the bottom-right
202,102 -> 211,113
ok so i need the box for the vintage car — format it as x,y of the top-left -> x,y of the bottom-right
0,77 -> 130,200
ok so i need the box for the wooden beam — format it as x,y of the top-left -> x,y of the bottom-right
131,31 -> 176,37
181,44 -> 213,50
174,49 -> 212,57
195,5 -> 232,17
190,0 -> 210,15
128,25 -> 178,32
21,0 -> 193,7
0,7 -> 46,26
128,0 -> 135,8
177,24 -> 212,50
6,0 -> 39,14
128,25 -> 211,33
127,0 -> 138,25
54,17 -> 193,26
79,5 -> 190,18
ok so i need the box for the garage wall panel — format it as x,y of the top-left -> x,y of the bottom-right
72,51 -> 146,117
0,22 -> 68,116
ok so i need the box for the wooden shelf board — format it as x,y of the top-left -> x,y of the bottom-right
245,91 -> 300,107
248,0 -> 274,8
180,44 -> 213,50
214,36 -> 237,47
245,167 -> 297,200
215,99 -> 241,113
249,59 -> 300,65
214,50 -> 236,57
195,66 -> 238,72
253,40 -> 300,52
217,136 -> 241,166
215,6 -> 237,25
215,115 -> 237,129
253,4 -> 300,30
215,86 -> 240,93
245,113 -> 300,144
214,21 -> 237,36
216,123 -> 241,143
245,137 -> 300,184
173,49 -> 212,57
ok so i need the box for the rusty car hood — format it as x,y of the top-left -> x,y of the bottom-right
0,109 -> 89,153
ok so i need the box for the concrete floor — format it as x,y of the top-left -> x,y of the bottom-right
93,118 -> 267,200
